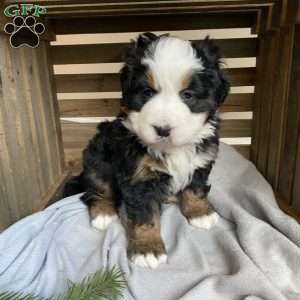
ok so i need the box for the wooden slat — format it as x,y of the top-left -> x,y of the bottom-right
0,39 -> 38,221
297,1 -> 300,24
45,42 -> 66,173
59,99 -> 121,117
219,119 -> 252,137
31,0 -> 275,12
292,137 -> 300,213
56,74 -> 119,93
62,122 -> 98,149
22,1 -> 274,19
31,44 -> 56,187
227,67 -> 256,86
267,26 -> 294,188
51,38 -> 257,65
0,49 -> 15,230
256,32 -> 278,177
55,68 -> 255,93
221,93 -> 253,112
251,32 -> 264,165
53,13 -> 255,35
0,35 -> 66,230
58,93 -> 253,117
10,0 -> 274,4
234,145 -> 251,159
278,24 -> 300,204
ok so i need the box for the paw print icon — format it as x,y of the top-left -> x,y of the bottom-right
4,16 -> 45,48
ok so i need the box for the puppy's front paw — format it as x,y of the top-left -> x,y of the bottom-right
131,253 -> 167,269
91,214 -> 118,231
129,237 -> 167,269
189,212 -> 219,229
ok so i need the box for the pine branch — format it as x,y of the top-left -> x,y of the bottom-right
0,291 -> 45,300
61,267 -> 127,300
0,267 -> 126,300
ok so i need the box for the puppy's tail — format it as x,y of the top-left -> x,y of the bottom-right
62,172 -> 85,198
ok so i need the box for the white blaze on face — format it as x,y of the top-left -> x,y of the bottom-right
127,37 -> 208,148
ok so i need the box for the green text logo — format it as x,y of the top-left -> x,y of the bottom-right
4,4 -> 47,17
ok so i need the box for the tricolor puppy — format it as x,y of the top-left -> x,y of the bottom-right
63,33 -> 230,269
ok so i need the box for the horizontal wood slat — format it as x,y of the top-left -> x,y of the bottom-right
219,119 -> 252,137
55,68 -> 255,93
60,99 -> 121,117
58,93 -> 253,117
61,119 -> 252,149
233,145 -> 251,159
53,13 -> 255,35
15,0 -> 274,5
32,0 -> 274,17
221,93 -> 253,112
51,38 -> 257,65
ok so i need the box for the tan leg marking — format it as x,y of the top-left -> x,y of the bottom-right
89,196 -> 116,219
132,154 -> 168,183
127,213 -> 167,269
86,179 -> 118,231
180,190 -> 210,219
180,189 -> 219,229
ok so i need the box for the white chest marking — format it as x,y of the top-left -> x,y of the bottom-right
164,145 -> 214,194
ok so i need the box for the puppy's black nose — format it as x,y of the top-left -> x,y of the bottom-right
153,126 -> 171,137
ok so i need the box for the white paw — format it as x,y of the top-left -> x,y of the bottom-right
91,214 -> 118,231
189,212 -> 219,229
131,253 -> 167,269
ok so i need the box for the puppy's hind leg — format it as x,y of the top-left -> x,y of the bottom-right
81,184 -> 118,231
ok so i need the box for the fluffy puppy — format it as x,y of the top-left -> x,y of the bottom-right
63,32 -> 230,269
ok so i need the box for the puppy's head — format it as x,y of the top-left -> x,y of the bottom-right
121,32 -> 230,148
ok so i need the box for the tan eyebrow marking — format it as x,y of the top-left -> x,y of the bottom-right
147,71 -> 156,89
181,72 -> 193,90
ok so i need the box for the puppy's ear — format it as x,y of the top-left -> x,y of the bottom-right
192,36 -> 230,105
136,32 -> 158,49
192,36 -> 221,68
123,32 -> 158,65
121,32 -> 157,97
215,70 -> 230,106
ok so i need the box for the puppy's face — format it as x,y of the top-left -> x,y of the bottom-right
121,33 -> 229,148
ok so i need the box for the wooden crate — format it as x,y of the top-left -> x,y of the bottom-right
1,0 -> 300,230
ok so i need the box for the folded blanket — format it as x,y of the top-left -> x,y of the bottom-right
0,143 -> 299,300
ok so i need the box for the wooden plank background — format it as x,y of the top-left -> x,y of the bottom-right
278,25 -> 300,212
48,12 -> 257,173
53,13 -> 256,34
0,35 -> 66,231
51,38 -> 258,64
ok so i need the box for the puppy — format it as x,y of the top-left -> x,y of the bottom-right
63,32 -> 230,269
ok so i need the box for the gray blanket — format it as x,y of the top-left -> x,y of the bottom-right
0,143 -> 300,300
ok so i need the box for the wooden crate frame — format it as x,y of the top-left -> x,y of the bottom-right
0,0 -> 299,230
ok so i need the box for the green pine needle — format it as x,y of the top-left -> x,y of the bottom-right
0,291 -> 44,300
61,267 -> 127,300
0,267 -> 126,300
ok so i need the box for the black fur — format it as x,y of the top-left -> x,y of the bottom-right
67,120 -> 170,224
63,33 -> 229,229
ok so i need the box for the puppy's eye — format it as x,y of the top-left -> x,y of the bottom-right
181,90 -> 193,100
143,88 -> 155,97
